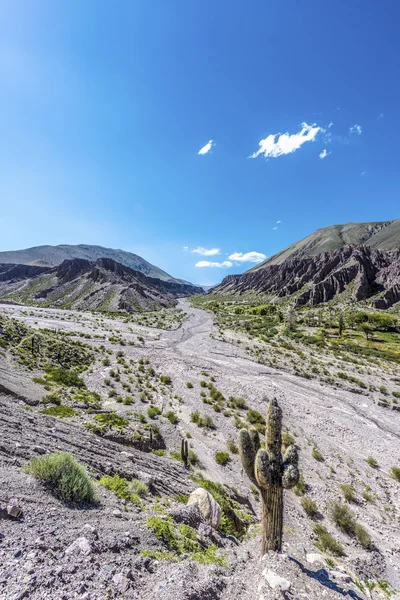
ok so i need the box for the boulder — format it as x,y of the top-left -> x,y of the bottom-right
187,488 -> 222,529
65,537 -> 92,556
262,569 -> 291,592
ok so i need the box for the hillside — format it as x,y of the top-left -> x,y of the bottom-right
250,219 -> 400,270
0,244 -> 187,284
213,246 -> 400,308
0,257 -> 199,312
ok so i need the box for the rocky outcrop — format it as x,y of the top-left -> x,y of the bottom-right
214,246 -> 400,308
187,488 -> 222,529
0,258 -> 201,312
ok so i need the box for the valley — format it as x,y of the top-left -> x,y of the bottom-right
1,299 -> 399,599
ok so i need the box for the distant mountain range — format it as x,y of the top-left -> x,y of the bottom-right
0,258 -> 199,312
0,244 -> 190,284
250,219 -> 400,270
214,220 -> 400,309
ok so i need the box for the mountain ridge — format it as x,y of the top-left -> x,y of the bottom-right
0,257 -> 199,313
0,243 -> 190,285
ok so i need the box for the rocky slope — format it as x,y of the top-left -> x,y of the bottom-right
251,219 -> 400,270
0,243 -> 188,284
0,257 -> 200,312
213,246 -> 400,308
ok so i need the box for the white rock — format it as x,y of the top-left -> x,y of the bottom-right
262,569 -> 292,592
306,552 -> 325,565
65,536 -> 92,556
187,488 -> 222,529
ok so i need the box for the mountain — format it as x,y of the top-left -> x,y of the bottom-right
0,244 -> 188,284
250,219 -> 400,270
0,257 -> 200,312
213,246 -> 400,309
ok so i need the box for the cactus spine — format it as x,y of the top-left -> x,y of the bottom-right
181,439 -> 189,468
238,398 -> 299,554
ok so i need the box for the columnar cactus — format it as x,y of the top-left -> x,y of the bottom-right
238,397 -> 299,554
181,439 -> 189,468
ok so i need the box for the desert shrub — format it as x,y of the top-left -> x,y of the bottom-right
301,497 -> 318,518
98,473 -> 141,504
391,467 -> 400,482
340,484 -> 356,503
94,412 -> 128,429
366,456 -> 378,468
165,411 -> 178,425
25,452 -> 96,504
190,410 -> 200,424
312,447 -> 324,462
160,375 -> 172,385
246,408 -> 265,426
227,439 -> 238,454
330,501 -> 356,534
148,406 -> 162,419
128,478 -> 149,498
228,396 -> 248,410
293,473 -> 306,496
41,405 -> 77,418
215,452 -> 230,466
47,367 -> 85,388
313,524 -> 345,557
186,382 -> 193,389
190,411 -> 214,429
282,431 -> 295,448
354,523 -> 372,549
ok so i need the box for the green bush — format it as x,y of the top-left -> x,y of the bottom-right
366,456 -> 378,468
391,467 -> 400,482
330,501 -> 356,534
186,382 -> 193,389
340,484 -> 356,503
227,439 -> 238,454
165,411 -> 179,425
312,447 -> 324,462
246,408 -> 265,426
98,473 -> 141,504
41,405 -> 77,418
160,375 -> 172,385
47,367 -> 85,388
354,523 -> 372,549
25,452 -> 96,503
301,497 -> 318,518
148,406 -> 162,419
215,452 -> 230,466
313,524 -> 345,557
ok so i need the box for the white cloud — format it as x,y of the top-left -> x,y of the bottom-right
192,247 -> 220,256
273,227 -> 278,230
195,260 -> 233,268
319,148 -> 331,159
349,124 -> 362,135
328,122 -> 334,128
361,171 -> 366,176
379,113 -> 384,119
183,246 -> 188,251
198,140 -> 214,155
250,122 -> 321,159
228,251 -> 266,263
276,220 -> 281,223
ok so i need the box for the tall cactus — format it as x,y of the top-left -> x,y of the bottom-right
238,397 -> 299,554
181,439 -> 189,468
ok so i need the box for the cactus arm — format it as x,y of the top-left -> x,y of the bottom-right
249,427 -> 260,454
238,429 -> 259,488
254,448 -> 271,488
282,444 -> 299,489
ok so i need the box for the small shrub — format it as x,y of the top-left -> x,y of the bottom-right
25,452 -> 96,503
293,473 -> 306,496
391,467 -> 400,482
340,484 -> 356,503
128,478 -> 149,498
313,524 -> 345,557
186,382 -> 193,389
246,408 -> 265,425
47,367 -> 85,388
366,456 -> 378,468
99,473 -> 141,504
165,411 -> 178,425
312,447 -> 324,462
148,406 -> 162,419
215,452 -> 230,466
160,375 -> 172,385
227,439 -> 238,454
41,405 -> 77,418
354,523 -> 372,549
330,501 -> 356,535
301,497 -> 318,518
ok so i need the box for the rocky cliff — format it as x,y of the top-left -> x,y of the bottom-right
213,246 -> 400,309
0,258 -> 200,312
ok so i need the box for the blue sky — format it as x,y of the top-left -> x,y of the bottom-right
1,1 -> 399,285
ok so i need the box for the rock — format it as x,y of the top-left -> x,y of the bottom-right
113,509 -> 123,518
187,488 -> 222,529
113,572 -> 130,593
80,524 -> 98,538
7,501 -> 23,519
330,570 -> 352,583
306,552 -> 325,565
65,537 -> 92,556
262,569 -> 291,592
13,549 -> 22,559
137,471 -> 154,487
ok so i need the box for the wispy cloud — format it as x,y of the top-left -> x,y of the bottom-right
250,122 -> 321,159
228,251 -> 266,263
198,140 -> 214,155
273,227 -> 278,230
379,113 -> 384,119
183,246 -> 188,251
349,124 -> 362,135
319,148 -> 330,159
192,247 -> 220,256
195,260 -> 232,268
276,220 -> 281,224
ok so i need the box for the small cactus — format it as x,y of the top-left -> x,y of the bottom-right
238,397 -> 299,554
181,439 -> 189,468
